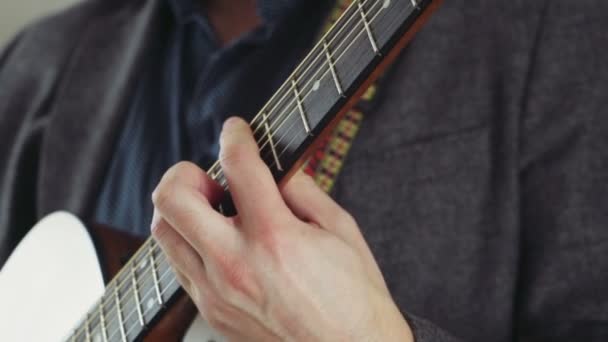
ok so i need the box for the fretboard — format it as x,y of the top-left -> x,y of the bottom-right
67,0 -> 440,341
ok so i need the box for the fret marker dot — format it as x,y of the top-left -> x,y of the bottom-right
147,298 -> 155,310
383,0 -> 391,8
312,80 -> 321,91
139,260 -> 147,270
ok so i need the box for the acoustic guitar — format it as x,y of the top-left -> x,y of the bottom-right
0,0 -> 442,340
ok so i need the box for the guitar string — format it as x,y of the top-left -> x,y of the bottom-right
106,0 -> 385,328
246,0 -> 375,140
206,0 -> 379,179
242,0 -> 376,137
79,250 -> 172,342
104,0 -> 378,310
74,0 -> 377,333
209,0 -> 386,188
71,0 -> 396,340
73,1 -> 393,339
221,0 -> 389,187
106,3 -> 394,340
79,0 -> 384,332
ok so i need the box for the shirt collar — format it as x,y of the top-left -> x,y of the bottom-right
168,0 -> 313,26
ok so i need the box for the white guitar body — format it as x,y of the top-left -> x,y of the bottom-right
0,212 -> 223,342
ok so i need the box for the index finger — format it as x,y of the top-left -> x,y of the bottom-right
218,117 -> 290,226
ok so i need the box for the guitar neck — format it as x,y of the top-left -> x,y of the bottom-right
67,0 -> 442,340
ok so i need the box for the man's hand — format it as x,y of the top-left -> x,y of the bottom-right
151,117 -> 413,341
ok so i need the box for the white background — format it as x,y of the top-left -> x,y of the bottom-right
0,0 -> 80,47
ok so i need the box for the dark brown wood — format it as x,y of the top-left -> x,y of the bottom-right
88,224 -> 198,341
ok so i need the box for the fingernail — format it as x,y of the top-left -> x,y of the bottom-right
150,209 -> 161,232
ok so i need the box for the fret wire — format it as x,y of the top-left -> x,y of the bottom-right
357,0 -> 380,55
130,263 -> 145,327
149,244 -> 163,305
249,0 -> 374,134
121,255 -> 173,339
72,1 -> 417,339
79,241 -> 161,342
248,0 -> 382,153
210,167 -> 221,182
214,0 -> 385,195
89,316 -> 102,342
106,255 -> 171,342
109,4 -> 392,334
103,243 -> 162,342
99,241 -> 168,341
220,177 -> 228,190
101,241 -> 154,307
99,304 -> 108,342
263,0 -> 392,171
202,1 -> 376,188
84,244 -> 153,341
291,78 -> 312,134
262,111 -> 283,171
211,0 -> 386,186
260,0 -> 390,166
251,10 -> 365,135
85,313 -> 91,342
108,254 -> 171,341
207,0 -> 382,187
252,0 -> 385,152
114,286 -> 127,342
210,0 -> 383,185
72,239 -> 156,341
322,38 -> 345,97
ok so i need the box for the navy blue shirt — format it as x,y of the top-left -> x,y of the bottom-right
95,0 -> 333,236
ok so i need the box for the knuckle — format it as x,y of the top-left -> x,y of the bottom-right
254,224 -> 281,255
151,220 -> 170,240
153,161 -> 201,209
170,161 -> 200,179
220,256 -> 247,289
252,220 -> 294,269
151,182 -> 174,210
153,161 -> 199,201
216,254 -> 261,304
249,214 -> 288,255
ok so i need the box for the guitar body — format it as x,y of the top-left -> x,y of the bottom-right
0,212 -> 224,342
